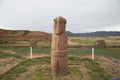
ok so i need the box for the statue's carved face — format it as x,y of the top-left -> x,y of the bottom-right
54,17 -> 66,35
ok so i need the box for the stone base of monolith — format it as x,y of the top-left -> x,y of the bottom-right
51,51 -> 67,76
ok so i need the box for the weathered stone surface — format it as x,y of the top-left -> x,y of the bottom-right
95,40 -> 106,48
30,39 -> 37,48
51,16 -> 68,76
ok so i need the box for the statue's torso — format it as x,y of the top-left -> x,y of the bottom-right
51,32 -> 68,51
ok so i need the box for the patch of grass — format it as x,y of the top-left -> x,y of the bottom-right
1,48 -> 120,59
38,41 -> 51,46
0,57 -> 111,80
1,58 -> 17,67
0,66 -> 28,80
33,66 -> 52,80
1,47 -> 120,59
0,57 -> 50,80
10,30 -> 19,34
10,48 -> 30,55
0,52 -> 23,59
105,37 -> 120,44
16,57 -> 50,68
94,48 -> 120,59
5,30 -> 19,34
68,66 -> 83,80
83,58 -> 111,80
68,48 -> 91,55
68,57 -> 111,80
32,48 -> 51,54
68,48 -> 120,59
0,48 -> 51,55
69,36 -> 120,45
70,38 -> 95,44
23,30 -> 30,36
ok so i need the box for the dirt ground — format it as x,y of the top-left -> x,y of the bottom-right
0,49 -> 120,79
97,56 -> 120,78
0,57 -> 20,75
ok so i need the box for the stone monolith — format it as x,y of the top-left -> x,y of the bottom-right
51,16 -> 68,76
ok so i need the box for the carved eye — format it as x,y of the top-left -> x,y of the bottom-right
54,19 -> 56,22
54,19 -> 57,24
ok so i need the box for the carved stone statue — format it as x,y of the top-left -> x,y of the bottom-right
51,16 -> 68,76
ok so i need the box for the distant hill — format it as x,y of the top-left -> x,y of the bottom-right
67,31 -> 120,36
0,29 -> 52,41
0,29 -> 120,41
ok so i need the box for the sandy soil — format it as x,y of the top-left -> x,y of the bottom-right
0,57 -> 20,75
97,56 -> 120,78
68,40 -> 79,45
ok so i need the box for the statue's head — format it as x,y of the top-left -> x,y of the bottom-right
54,16 -> 67,35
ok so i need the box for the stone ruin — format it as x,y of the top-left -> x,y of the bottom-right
51,16 -> 68,76
30,39 -> 37,48
95,40 -> 106,48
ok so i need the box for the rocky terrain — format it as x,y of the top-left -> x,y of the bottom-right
0,29 -> 52,41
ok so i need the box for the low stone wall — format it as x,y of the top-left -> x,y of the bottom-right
107,45 -> 120,48
0,45 -> 120,49
0,35 -> 51,41
0,45 -> 51,48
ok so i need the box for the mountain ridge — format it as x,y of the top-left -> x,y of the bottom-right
0,29 -> 120,37
67,31 -> 120,36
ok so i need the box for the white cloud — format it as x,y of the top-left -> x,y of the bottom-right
0,0 -> 120,32
103,25 -> 120,31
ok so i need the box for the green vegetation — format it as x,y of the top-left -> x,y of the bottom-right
38,41 -> 51,46
0,41 -> 51,46
94,48 -> 120,59
32,48 -> 51,54
0,57 -> 111,80
0,36 -> 119,79
70,38 -> 95,44
33,65 -> 52,80
10,30 -> 19,34
68,48 -> 91,55
0,57 -> 51,80
0,36 -> 119,46
0,41 -> 30,46
82,58 -> 111,80
68,48 -> 120,59
23,30 -> 30,36
0,52 -> 23,59
0,57 -> 50,80
2,30 -> 19,34
0,48 -> 120,59
69,36 -> 120,45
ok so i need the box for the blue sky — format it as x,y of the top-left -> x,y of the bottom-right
0,0 -> 120,33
